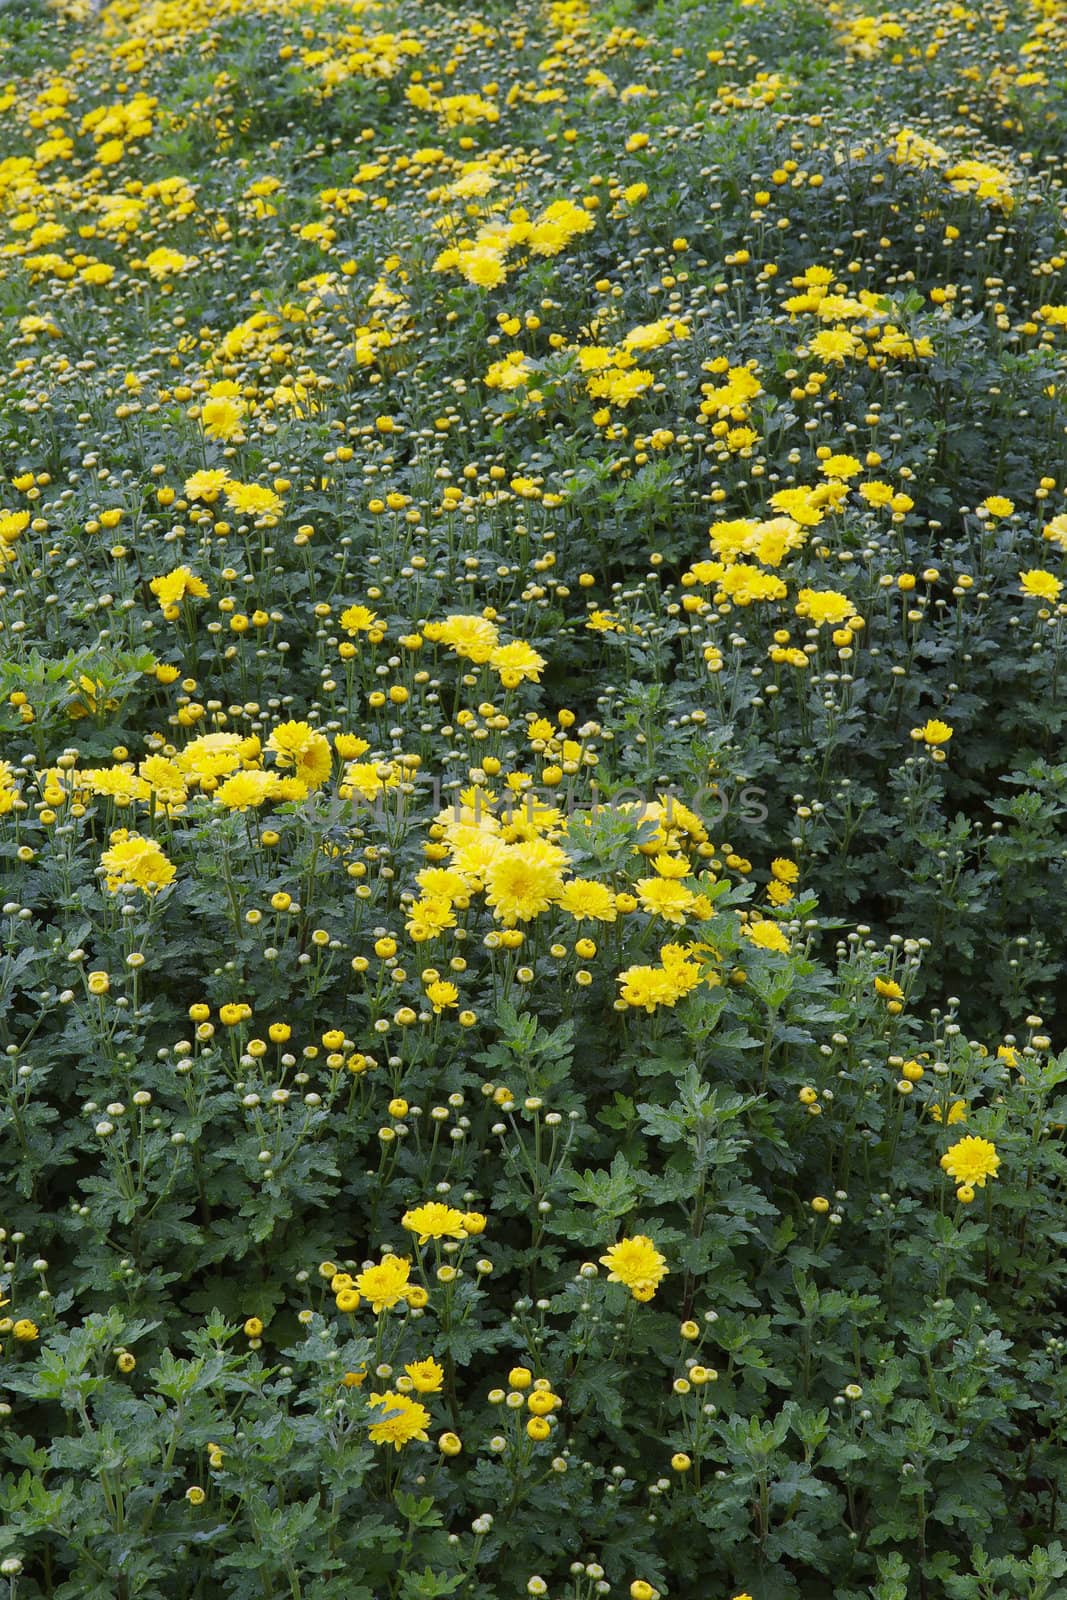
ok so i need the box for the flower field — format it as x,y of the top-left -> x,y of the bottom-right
3,0 -> 1067,1594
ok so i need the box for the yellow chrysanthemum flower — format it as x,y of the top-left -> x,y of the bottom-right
367,1391 -> 430,1450
940,1136 -> 1000,1188
599,1236 -> 669,1302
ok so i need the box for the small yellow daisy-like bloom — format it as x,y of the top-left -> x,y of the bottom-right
367,1391 -> 431,1451
334,733 -> 370,759
636,877 -> 696,925
340,604 -> 379,635
142,245 -> 198,279
556,878 -> 619,923
184,468 -> 230,501
404,1357 -> 445,1394
651,852 -> 691,880
771,857 -> 799,883
1019,568 -> 1062,603
457,244 -> 507,289
940,1136 -> 1000,1188
425,979 -> 459,1014
819,453 -> 862,480
489,640 -> 546,687
215,770 -> 279,812
424,613 -> 499,663
266,721 -> 332,789
599,1235 -> 669,1301
225,481 -> 282,520
200,394 -> 247,442
0,509 -> 31,545
981,496 -> 1014,518
911,718 -> 953,745
100,834 -> 176,896
485,847 -> 564,926
401,1202 -> 468,1246
354,1254 -> 412,1313
929,1100 -> 967,1125
874,977 -> 903,1000
795,587 -> 857,627
743,919 -> 790,954
149,566 -> 210,612
1043,514 -> 1067,552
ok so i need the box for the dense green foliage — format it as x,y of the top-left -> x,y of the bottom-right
1,0 -> 1067,1597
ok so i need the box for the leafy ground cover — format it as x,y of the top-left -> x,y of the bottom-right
1,0 -> 1067,1595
